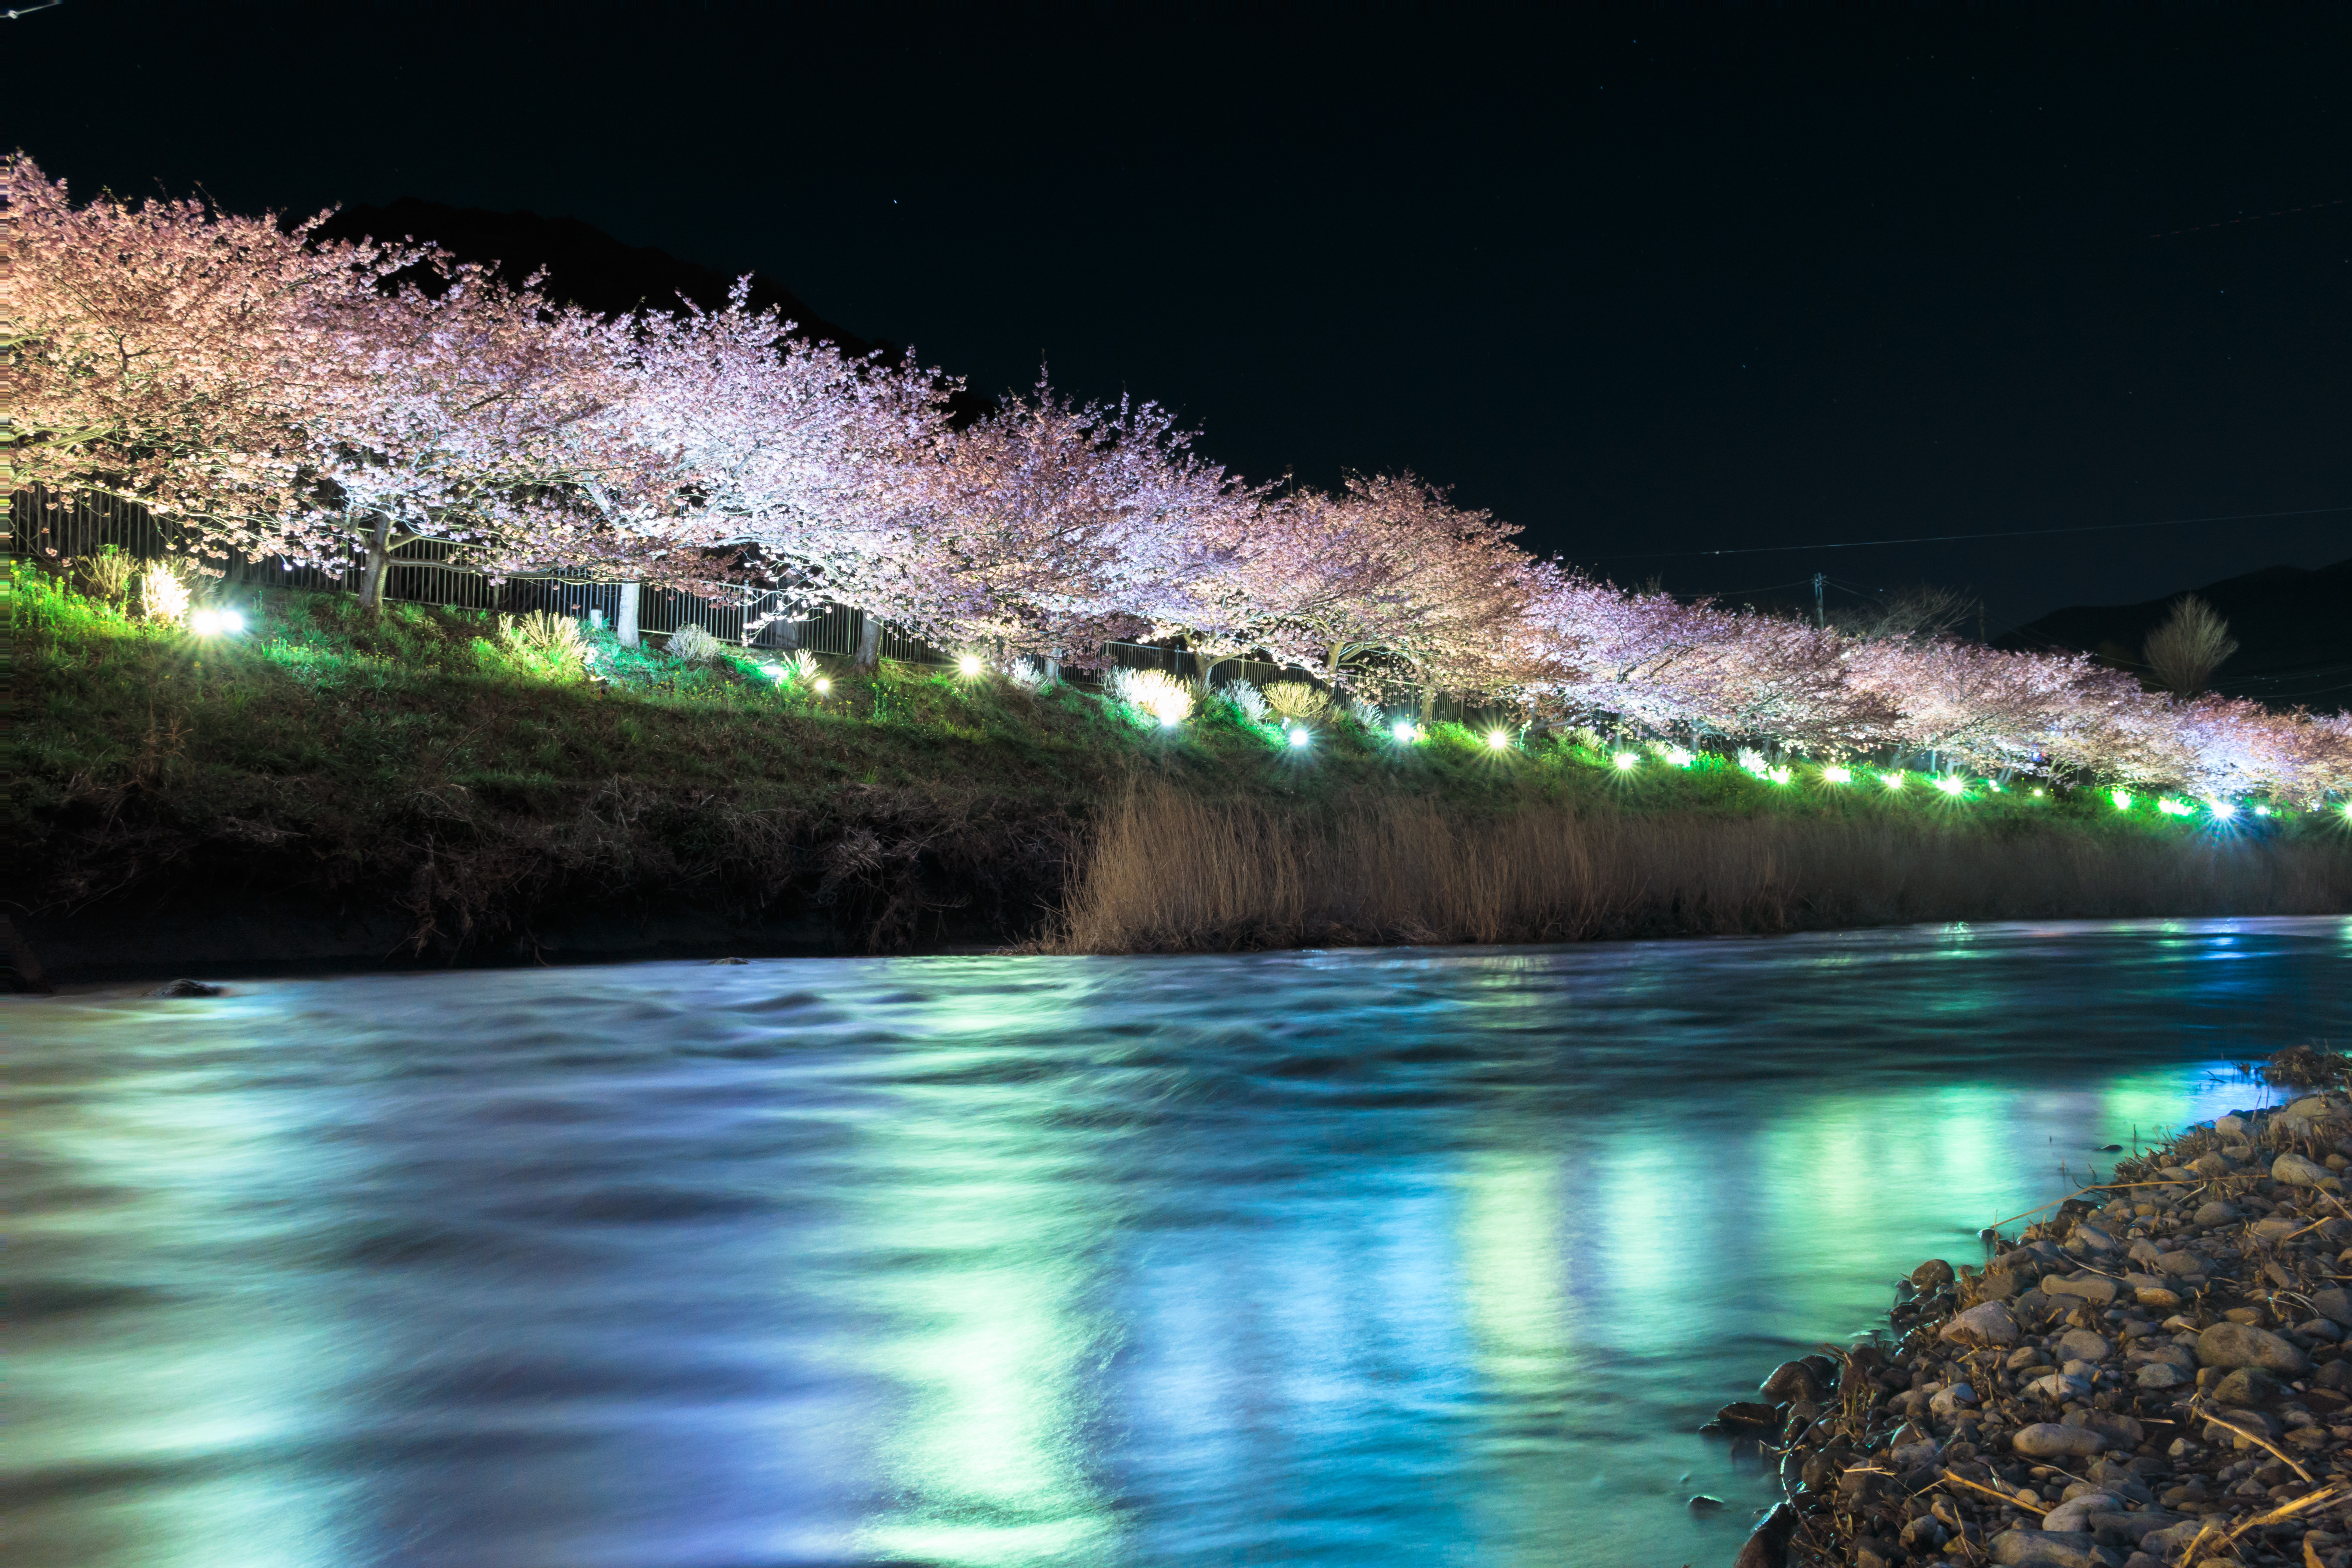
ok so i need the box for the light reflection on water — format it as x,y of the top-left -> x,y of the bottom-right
8,917 -> 2346,1567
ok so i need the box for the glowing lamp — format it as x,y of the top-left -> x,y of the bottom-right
1737,748 -> 1766,775
1612,752 -> 1639,771
1934,775 -> 1965,797
1768,766 -> 1792,785
1663,747 -> 1695,767
2209,801 -> 2236,820
2111,790 -> 2132,811
1486,729 -> 1513,751
957,654 -> 984,677
1287,728 -> 1311,749
1880,771 -> 1905,791
2254,805 -> 2271,817
813,677 -> 832,695
189,608 -> 245,636
2031,788 -> 2045,797
1822,764 -> 1853,785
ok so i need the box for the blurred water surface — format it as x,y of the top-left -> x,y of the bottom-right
9,918 -> 2349,1568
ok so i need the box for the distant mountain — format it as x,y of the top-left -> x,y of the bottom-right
1996,557 -> 2352,707
315,198 -> 882,350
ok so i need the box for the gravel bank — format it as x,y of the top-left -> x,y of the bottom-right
1716,1091 -> 2352,1568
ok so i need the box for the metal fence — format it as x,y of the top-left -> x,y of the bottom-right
13,486 -> 940,662
16,487 -> 1495,717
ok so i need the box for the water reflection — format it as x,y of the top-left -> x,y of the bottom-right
6,918 -> 2346,1567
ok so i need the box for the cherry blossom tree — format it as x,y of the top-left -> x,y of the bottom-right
3,153 -> 409,566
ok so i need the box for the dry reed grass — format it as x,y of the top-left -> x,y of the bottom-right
1048,783 -> 2352,952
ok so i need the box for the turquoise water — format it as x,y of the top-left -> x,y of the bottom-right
9,918 -> 2348,1567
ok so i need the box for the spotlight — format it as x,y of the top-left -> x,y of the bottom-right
1768,766 -> 1792,784
1822,764 -> 1853,785
1612,752 -> 1640,771
1288,728 -> 1311,749
2254,805 -> 2271,817
189,608 -> 245,636
957,654 -> 984,677
813,677 -> 832,694
2111,790 -> 2132,811
1392,720 -> 1419,744
1880,771 -> 1905,791
1486,729 -> 1513,751
1935,775 -> 1966,797
1663,747 -> 1695,767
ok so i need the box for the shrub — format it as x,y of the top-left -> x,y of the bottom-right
2143,594 -> 2239,696
783,648 -> 821,683
1347,694 -> 1386,733
1261,679 -> 1332,725
667,622 -> 723,661
1108,666 -> 1194,727
79,545 -> 135,605
1004,656 -> 1055,694
135,560 -> 195,626
498,610 -> 587,674
1221,680 -> 1271,725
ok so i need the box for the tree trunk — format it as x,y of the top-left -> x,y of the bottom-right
356,514 -> 394,611
615,582 -> 641,648
855,612 -> 882,669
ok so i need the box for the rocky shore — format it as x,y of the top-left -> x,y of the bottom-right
1717,1088 -> 2352,1568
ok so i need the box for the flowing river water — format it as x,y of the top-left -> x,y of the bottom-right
10,918 -> 2349,1568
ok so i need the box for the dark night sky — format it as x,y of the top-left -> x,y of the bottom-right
10,3 -> 2347,630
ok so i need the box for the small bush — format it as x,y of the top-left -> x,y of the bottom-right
1261,680 -> 1332,725
79,545 -> 135,605
2143,594 -> 2239,696
1347,694 -> 1386,733
783,648 -> 821,683
497,610 -> 588,676
1108,667 -> 1194,727
135,560 -> 196,626
1221,680 -> 1271,725
1004,656 -> 1055,694
667,622 -> 723,662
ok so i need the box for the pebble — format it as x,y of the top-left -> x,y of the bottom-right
2196,1321 -> 2309,1374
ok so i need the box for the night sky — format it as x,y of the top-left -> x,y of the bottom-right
11,4 -> 2347,630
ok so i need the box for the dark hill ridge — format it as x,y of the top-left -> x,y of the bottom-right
1997,557 -> 2352,706
315,198 -> 882,351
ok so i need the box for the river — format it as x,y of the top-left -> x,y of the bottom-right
9,917 -> 2348,1567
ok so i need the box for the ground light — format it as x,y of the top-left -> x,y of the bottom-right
2111,790 -> 2133,811
1612,752 -> 1639,771
2209,801 -> 2237,820
956,654 -> 984,677
1880,771 -> 1905,791
1287,727 -> 1311,749
2256,805 -> 2272,817
1934,775 -> 1966,797
189,608 -> 245,636
2157,799 -> 2192,817
1391,720 -> 1419,744
1822,764 -> 1853,785
813,677 -> 832,695
1663,747 -> 1695,767
1737,748 -> 1767,775
1485,729 -> 1513,751
1768,766 -> 1792,784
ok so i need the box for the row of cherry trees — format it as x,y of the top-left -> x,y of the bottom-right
9,156 -> 2347,803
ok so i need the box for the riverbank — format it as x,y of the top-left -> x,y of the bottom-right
14,573 -> 2350,982
1721,1078 -> 2352,1568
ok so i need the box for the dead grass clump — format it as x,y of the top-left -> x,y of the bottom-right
2265,1044 -> 2352,1092
1047,784 -> 2352,952
666,622 -> 724,661
2143,593 -> 2239,695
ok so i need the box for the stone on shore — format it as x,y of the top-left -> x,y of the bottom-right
1940,1301 -> 2022,1346
1987,1529 -> 2119,1567
2041,1272 -> 2119,1305
2273,1151 -> 2332,1186
2011,1422 -> 2110,1458
2312,1286 -> 2352,1326
2195,1321 -> 2309,1374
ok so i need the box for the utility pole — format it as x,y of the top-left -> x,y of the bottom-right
1813,572 -> 1826,628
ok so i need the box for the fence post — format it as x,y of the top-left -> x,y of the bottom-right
855,611 -> 881,668
615,582 -> 640,648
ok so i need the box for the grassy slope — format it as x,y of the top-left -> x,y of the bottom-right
17,573 -> 2344,957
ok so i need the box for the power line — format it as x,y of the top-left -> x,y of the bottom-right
1582,505 -> 2352,562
